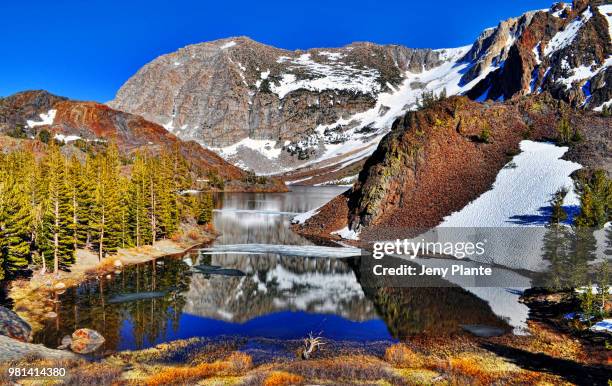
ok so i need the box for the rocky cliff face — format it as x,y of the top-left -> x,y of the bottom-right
108,37 -> 464,175
295,94 -> 611,242
0,90 -> 243,179
466,1 -> 612,109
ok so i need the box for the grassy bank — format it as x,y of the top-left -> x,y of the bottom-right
1,320 -> 608,385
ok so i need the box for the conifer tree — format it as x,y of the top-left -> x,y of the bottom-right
40,144 -> 75,272
574,170 -> 611,228
156,152 -> 178,238
90,144 -> 123,260
128,152 -> 151,247
197,193 -> 214,225
0,152 -> 33,277
556,117 -> 572,144
67,155 -> 95,249
550,188 -> 568,225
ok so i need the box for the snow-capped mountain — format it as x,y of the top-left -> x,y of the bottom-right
109,1 -> 611,182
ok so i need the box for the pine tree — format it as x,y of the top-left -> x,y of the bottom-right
0,152 -> 33,277
550,188 -> 568,225
128,152 -> 151,247
156,152 -> 179,238
90,144 -> 123,260
67,155 -> 95,249
580,283 -> 596,325
595,260 -> 610,317
557,116 -> 572,144
574,170 -> 611,228
40,144 -> 75,272
118,175 -> 132,248
197,193 -> 214,225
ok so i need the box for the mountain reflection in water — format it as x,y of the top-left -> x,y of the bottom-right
33,186 -> 513,353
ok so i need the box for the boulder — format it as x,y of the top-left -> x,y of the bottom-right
0,306 -> 32,342
70,328 -> 105,354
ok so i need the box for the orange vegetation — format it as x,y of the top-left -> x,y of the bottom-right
144,352 -> 252,385
263,371 -> 304,386
384,343 -> 424,368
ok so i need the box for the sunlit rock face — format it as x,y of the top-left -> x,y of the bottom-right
108,37 -> 456,176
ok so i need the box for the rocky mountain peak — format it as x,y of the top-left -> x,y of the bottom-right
108,1 -> 611,181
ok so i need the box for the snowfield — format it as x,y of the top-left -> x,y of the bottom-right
220,41 -> 237,49
54,133 -> 82,143
291,205 -> 322,225
441,141 -> 581,228
272,53 -> 381,98
214,137 -> 282,160
426,141 -> 584,272
332,226 -> 360,241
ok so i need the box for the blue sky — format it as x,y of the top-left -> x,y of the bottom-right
1,0 -> 553,102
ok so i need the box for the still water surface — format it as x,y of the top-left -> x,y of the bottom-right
33,186 -> 515,353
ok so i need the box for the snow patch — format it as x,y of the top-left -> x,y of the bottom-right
53,133 -> 81,143
270,53 -> 381,98
544,8 -> 593,56
441,141 -> 582,228
436,141 -> 583,271
332,226 -> 360,241
220,41 -> 237,49
26,109 -> 56,128
291,205 -> 322,224
215,137 -> 282,160
598,4 -> 612,41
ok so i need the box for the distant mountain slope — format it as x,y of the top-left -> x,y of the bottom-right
0,90 -> 242,179
109,1 -> 611,183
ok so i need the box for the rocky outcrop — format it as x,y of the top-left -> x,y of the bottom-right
467,1 -> 612,109
295,94 -> 611,241
0,335 -> 77,361
460,11 -> 538,85
0,306 -> 32,342
68,328 -> 105,354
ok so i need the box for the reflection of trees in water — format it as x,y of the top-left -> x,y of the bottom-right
366,287 -> 509,338
124,259 -> 191,349
33,257 -> 192,352
539,226 -> 599,290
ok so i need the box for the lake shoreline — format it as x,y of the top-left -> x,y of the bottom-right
7,223 -> 218,335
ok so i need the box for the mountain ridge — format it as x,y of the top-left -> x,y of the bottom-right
108,1 -> 612,183
0,90 -> 286,191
